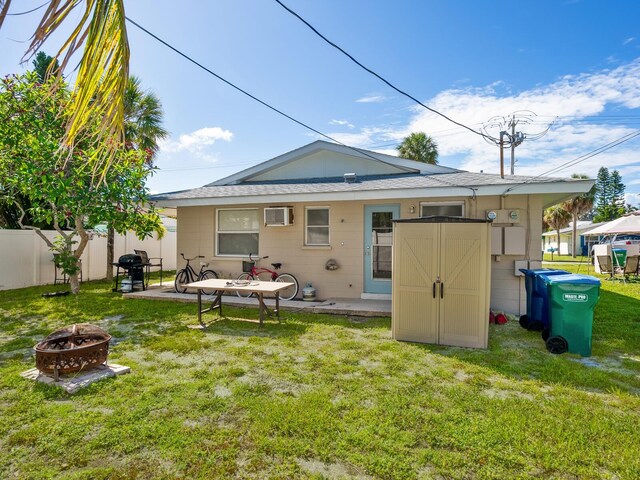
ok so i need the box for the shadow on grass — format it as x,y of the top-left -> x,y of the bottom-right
415,287 -> 640,394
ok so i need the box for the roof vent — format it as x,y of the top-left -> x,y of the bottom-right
344,172 -> 357,183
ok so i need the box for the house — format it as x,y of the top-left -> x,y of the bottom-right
542,221 -> 604,256
152,140 -> 593,315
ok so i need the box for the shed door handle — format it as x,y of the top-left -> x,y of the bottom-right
432,282 -> 436,298
440,282 -> 444,299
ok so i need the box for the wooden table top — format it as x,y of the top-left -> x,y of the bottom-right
185,278 -> 294,294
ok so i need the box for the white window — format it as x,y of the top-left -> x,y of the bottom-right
305,207 -> 330,246
420,201 -> 464,217
216,208 -> 259,256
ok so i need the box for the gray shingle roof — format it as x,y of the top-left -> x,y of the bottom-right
152,171 -> 574,202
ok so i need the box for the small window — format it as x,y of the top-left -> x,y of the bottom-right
305,207 -> 330,245
217,208 -> 259,256
420,202 -> 464,217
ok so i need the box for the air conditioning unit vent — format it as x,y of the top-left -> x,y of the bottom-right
264,207 -> 294,226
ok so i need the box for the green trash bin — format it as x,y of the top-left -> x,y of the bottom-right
543,274 -> 601,357
612,248 -> 627,268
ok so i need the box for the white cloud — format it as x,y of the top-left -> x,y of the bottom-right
356,94 -> 389,103
623,37 -> 636,46
340,58 -> 640,185
329,119 -> 355,129
160,127 -> 233,155
625,193 -> 640,206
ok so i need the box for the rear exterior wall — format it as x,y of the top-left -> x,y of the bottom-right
176,194 -> 543,315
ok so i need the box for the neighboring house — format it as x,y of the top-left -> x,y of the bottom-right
542,221 -> 604,256
152,140 -> 593,314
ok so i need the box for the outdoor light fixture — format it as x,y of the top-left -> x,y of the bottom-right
409,204 -> 415,214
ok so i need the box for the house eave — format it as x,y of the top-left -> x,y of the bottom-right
153,180 -> 594,208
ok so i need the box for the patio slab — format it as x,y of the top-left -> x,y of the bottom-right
123,286 -> 391,317
21,363 -> 131,394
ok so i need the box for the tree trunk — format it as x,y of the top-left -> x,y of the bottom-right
70,215 -> 91,295
69,272 -> 81,294
106,226 -> 114,281
557,229 -> 561,256
571,212 -> 578,258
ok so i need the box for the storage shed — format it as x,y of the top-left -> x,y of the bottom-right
392,216 -> 492,349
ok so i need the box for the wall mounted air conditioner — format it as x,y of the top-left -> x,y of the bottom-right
264,207 -> 294,226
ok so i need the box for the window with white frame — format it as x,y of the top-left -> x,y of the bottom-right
420,201 -> 464,217
216,208 -> 259,256
305,207 -> 330,245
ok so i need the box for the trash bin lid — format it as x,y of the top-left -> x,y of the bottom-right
519,268 -> 568,277
540,273 -> 601,286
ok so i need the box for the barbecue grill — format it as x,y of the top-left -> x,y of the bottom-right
112,254 -> 147,292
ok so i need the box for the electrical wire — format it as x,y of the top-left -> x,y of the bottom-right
125,16 -> 402,167
503,130 -> 640,195
273,0 -> 498,144
5,1 -> 47,16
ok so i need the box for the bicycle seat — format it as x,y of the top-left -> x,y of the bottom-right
271,263 -> 282,270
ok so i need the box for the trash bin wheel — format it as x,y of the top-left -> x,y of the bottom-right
541,328 -> 550,341
546,336 -> 568,355
528,320 -> 544,332
518,315 -> 529,329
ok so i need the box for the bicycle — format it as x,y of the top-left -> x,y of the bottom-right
236,253 -> 299,301
174,253 -> 219,298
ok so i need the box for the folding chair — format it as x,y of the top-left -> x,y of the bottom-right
134,250 -> 163,286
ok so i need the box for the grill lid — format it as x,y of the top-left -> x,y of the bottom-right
118,254 -> 143,265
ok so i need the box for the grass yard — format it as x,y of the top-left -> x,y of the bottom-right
1,268 -> 639,479
542,253 -> 591,263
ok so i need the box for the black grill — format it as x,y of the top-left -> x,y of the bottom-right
113,254 -> 146,292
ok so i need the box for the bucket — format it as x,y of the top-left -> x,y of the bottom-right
121,277 -> 133,293
302,283 -> 316,302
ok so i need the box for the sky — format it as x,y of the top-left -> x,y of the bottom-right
2,1 -> 640,204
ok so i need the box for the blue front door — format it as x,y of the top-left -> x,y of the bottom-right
364,204 -> 401,294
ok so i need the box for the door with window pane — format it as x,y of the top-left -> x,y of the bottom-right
364,205 -> 400,294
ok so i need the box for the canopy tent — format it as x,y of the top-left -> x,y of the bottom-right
584,213 -> 640,280
583,214 -> 640,236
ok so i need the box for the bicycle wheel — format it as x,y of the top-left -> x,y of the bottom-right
275,273 -> 299,301
198,269 -> 219,300
235,273 -> 255,298
174,269 -> 191,293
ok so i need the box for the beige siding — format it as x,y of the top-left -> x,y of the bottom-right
176,194 -> 543,314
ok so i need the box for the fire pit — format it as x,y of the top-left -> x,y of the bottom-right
34,324 -> 111,380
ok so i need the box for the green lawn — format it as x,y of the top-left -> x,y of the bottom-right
1,269 -> 639,479
542,252 -> 591,263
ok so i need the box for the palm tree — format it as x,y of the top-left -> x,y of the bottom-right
106,75 -> 168,280
563,174 -> 596,258
397,132 -> 439,164
544,205 -> 572,256
0,0 -> 129,170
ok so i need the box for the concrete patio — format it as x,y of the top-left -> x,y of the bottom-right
124,285 -> 391,317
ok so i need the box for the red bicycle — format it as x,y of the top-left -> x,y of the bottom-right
236,253 -> 299,301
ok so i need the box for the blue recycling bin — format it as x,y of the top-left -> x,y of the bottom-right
519,268 -> 568,331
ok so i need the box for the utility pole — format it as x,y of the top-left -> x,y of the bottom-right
499,131 -> 506,178
482,111 -> 550,177
510,115 -> 516,175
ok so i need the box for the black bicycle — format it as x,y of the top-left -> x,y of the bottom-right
174,253 -> 219,298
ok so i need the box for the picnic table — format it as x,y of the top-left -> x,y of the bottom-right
185,278 -> 294,328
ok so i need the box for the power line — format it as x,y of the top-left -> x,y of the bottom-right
125,16 -> 399,166
5,1 -> 47,16
503,130 -> 640,195
273,0 -> 498,144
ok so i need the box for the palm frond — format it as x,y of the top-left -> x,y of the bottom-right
1,0 -> 129,173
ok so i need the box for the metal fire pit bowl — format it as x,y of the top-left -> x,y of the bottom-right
34,324 -> 111,380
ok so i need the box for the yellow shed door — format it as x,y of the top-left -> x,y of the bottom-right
392,223 -> 439,343
438,223 -> 490,348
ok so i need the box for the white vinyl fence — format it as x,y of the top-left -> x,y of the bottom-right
0,229 -> 176,290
